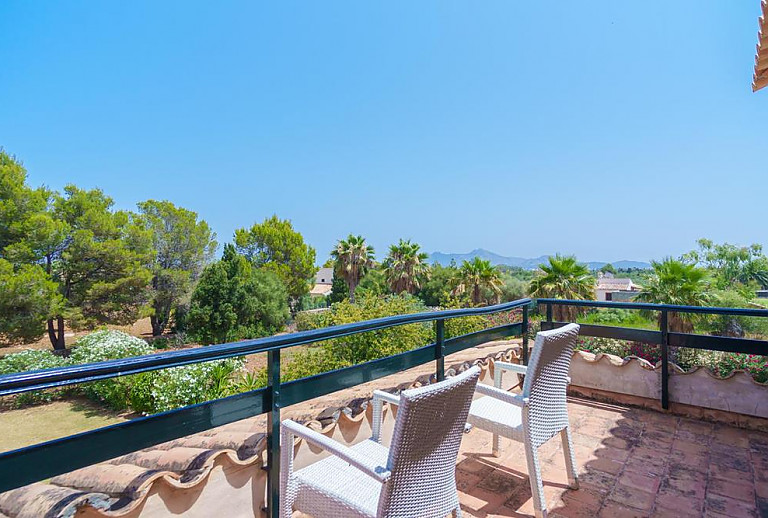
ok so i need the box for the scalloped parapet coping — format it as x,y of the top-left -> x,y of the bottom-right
570,350 -> 768,419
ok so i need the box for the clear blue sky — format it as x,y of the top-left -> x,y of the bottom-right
0,1 -> 765,264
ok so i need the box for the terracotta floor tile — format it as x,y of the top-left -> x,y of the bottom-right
453,397 -> 762,518
599,502 -> 650,518
707,477 -> 755,503
607,484 -> 656,512
705,492 -> 758,517
617,471 -> 661,494
654,485 -> 704,515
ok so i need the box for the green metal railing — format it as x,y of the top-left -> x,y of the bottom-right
0,298 -> 532,516
2,297 -> 766,516
537,298 -> 768,410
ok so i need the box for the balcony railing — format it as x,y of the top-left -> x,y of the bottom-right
0,297 -> 766,517
537,298 -> 768,410
0,298 -> 533,516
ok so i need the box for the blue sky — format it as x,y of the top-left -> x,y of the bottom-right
0,1 -> 765,264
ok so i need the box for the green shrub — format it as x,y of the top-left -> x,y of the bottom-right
284,295 -> 433,381
0,349 -> 68,406
149,359 -> 243,412
294,310 -> 330,331
187,245 -> 290,344
69,330 -> 155,410
579,309 -> 656,329
68,329 -> 244,413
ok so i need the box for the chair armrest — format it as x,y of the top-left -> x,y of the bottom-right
495,361 -> 528,376
282,420 -> 391,483
475,383 -> 528,408
371,390 -> 400,443
373,390 -> 401,407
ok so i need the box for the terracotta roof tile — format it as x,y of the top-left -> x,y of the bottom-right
50,463 -> 164,497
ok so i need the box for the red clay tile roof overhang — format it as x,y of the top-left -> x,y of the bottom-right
755,0 -> 768,91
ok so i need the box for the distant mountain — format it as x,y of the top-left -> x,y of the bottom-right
428,249 -> 650,270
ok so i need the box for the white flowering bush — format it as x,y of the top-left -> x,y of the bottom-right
0,349 -> 67,374
69,330 -> 244,413
0,349 -> 69,406
68,330 -> 155,410
150,359 -> 244,413
69,330 -> 154,363
0,330 -> 246,412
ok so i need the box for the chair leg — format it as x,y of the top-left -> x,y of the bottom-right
524,441 -> 547,518
492,433 -> 501,457
560,427 -> 579,490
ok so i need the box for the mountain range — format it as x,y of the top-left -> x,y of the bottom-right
427,249 -> 651,271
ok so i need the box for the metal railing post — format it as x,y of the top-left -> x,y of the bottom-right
266,349 -> 281,517
660,310 -> 669,410
435,319 -> 445,382
545,303 -> 553,330
522,305 -> 529,366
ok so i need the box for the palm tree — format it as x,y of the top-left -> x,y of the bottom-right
635,258 -> 710,333
528,255 -> 595,321
453,258 -> 502,305
383,239 -> 430,294
331,235 -> 375,303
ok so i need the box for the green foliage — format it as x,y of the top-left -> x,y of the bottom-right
0,259 -> 62,344
382,239 -> 430,294
498,273 -> 527,302
284,295 -> 432,380
454,258 -> 502,305
331,235 -> 375,303
68,330 -> 155,410
1,330 -> 244,412
187,245 -> 289,344
579,309 -> 656,329
0,150 -> 60,258
0,349 -> 68,406
528,255 -> 594,320
296,294 -> 329,311
684,239 -> 768,290
138,200 -> 217,336
635,258 -> 710,333
599,263 -> 616,275
356,268 -> 388,298
574,337 -> 635,359
416,263 -> 458,307
234,215 -> 317,304
328,275 -> 348,304
149,359 -> 243,412
294,310 -> 330,331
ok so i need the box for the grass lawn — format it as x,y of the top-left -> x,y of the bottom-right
0,399 -> 126,453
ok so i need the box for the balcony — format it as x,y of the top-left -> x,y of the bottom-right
0,299 -> 765,517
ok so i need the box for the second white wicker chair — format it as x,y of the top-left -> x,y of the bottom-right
466,323 -> 581,518
280,365 -> 481,518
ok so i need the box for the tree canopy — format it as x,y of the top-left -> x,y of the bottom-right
138,200 -> 218,336
187,245 -> 289,344
683,238 -> 768,291
234,215 -> 317,306
331,234 -> 375,303
382,239 -> 430,294
528,255 -> 594,321
453,257 -> 502,305
635,258 -> 710,333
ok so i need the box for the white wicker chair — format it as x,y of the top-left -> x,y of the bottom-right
280,365 -> 481,518
466,323 -> 580,518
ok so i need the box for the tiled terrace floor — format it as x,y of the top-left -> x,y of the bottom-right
456,397 -> 768,517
